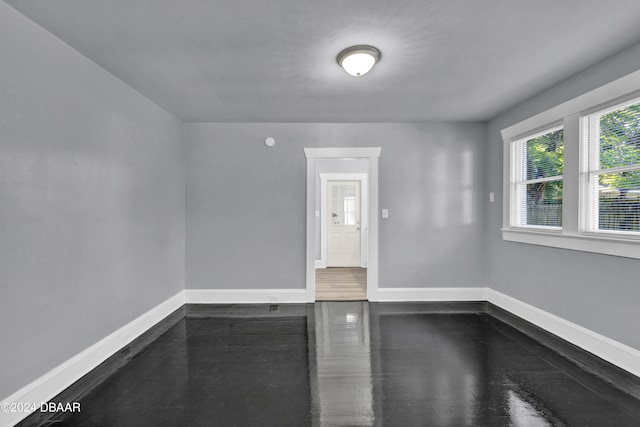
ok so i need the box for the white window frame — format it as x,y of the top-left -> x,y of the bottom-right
581,96 -> 640,239
501,69 -> 640,260
510,124 -> 564,231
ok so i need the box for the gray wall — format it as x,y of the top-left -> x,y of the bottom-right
185,122 -> 488,290
0,3 -> 185,399
486,42 -> 640,350
10,0 -> 640,403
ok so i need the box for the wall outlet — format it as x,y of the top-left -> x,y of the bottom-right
269,294 -> 279,302
489,192 -> 495,203
381,208 -> 389,218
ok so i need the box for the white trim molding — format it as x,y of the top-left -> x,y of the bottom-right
373,287 -> 488,302
502,228 -> 640,259
487,288 -> 640,379
184,288 -> 308,304
1,291 -> 185,427
304,147 -> 381,159
370,286 -> 640,379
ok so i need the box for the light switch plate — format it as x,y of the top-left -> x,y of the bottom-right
382,208 -> 389,218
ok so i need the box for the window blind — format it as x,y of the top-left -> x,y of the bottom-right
584,98 -> 640,234
513,127 -> 564,228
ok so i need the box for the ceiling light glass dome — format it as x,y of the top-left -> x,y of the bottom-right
337,45 -> 381,77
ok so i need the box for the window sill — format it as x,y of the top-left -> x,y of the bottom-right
501,228 -> 640,259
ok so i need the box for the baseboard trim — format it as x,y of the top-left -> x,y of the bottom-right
487,303 -> 640,399
370,286 -> 640,382
373,287 -> 488,302
185,303 -> 310,318
184,288 -> 308,304
487,288 -> 640,381
2,291 -> 185,427
4,286 -> 640,427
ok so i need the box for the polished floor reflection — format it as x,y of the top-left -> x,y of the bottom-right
41,302 -> 640,426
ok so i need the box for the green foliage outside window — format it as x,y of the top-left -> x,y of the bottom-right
526,130 -> 564,180
597,102 -> 640,231
598,103 -> 640,194
524,130 -> 563,226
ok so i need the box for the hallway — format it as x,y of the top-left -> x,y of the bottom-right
315,267 -> 367,301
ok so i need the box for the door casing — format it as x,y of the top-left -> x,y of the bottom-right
304,147 -> 381,302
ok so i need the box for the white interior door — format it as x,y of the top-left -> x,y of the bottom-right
327,181 -> 361,267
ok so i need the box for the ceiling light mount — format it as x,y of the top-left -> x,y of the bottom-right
337,45 -> 381,77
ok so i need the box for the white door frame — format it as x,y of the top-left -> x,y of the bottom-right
318,173 -> 368,269
304,147 -> 381,302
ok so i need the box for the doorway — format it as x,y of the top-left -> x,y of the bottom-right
304,147 -> 381,303
316,179 -> 367,301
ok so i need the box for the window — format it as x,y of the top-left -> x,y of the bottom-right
501,71 -> 640,259
330,184 -> 357,225
511,127 -> 564,229
583,98 -> 640,235
344,194 -> 356,225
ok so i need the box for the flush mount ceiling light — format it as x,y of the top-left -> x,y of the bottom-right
337,45 -> 381,77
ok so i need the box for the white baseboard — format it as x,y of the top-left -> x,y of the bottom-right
3,286 -> 639,427
373,286 -> 488,302
372,286 -> 640,378
185,288 -> 308,304
0,291 -> 185,427
487,288 -> 640,379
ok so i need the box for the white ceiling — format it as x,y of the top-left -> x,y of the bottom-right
6,0 -> 640,122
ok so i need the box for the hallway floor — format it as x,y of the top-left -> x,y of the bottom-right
315,267 -> 366,301
29,302 -> 640,426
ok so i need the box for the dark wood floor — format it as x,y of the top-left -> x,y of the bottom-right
24,302 -> 640,426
